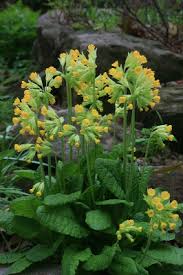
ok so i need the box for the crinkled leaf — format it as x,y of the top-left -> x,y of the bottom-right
26,238 -> 62,262
44,191 -> 81,206
0,209 -> 14,233
96,199 -> 133,206
83,244 -> 117,271
146,244 -> 183,266
37,205 -> 88,238
95,158 -> 124,199
109,254 -> 138,275
0,252 -> 23,264
10,196 -> 41,219
7,257 -> 32,274
85,209 -> 112,231
62,246 -> 92,275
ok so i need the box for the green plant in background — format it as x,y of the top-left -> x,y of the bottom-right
0,0 -> 39,62
0,45 -> 183,275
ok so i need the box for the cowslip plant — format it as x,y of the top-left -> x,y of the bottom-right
0,45 -> 182,275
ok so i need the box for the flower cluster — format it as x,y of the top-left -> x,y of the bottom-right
13,67 -> 62,162
151,124 -> 175,148
29,181 -> 44,197
116,219 -> 143,242
106,50 -> 161,116
145,188 -> 182,233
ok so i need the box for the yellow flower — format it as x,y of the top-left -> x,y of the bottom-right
13,97 -> 20,106
63,124 -> 71,131
134,66 -> 143,74
14,107 -> 21,115
167,135 -> 174,141
40,130 -> 45,136
169,223 -> 176,230
152,223 -> 159,230
149,102 -> 155,108
161,191 -> 170,201
75,142 -> 80,148
12,117 -> 20,125
146,209 -> 154,218
36,191 -> 42,197
37,153 -> 43,159
20,111 -> 29,119
36,137 -> 43,144
156,202 -> 164,211
14,144 -> 22,152
104,86 -> 112,95
152,196 -> 161,204
91,109 -> 100,118
38,120 -> 45,128
29,72 -> 38,81
132,51 -> 147,64
88,44 -> 95,52
160,222 -> 167,230
127,103 -> 133,110
153,79 -> 160,88
147,188 -> 156,197
166,125 -> 172,132
45,66 -> 57,74
170,200 -> 178,209
94,138 -> 100,144
59,53 -> 66,60
82,119 -> 91,127
35,144 -> 41,152
41,106 -> 48,116
75,104 -> 84,113
58,131 -> 63,137
54,76 -> 63,87
153,95 -> 160,103
153,89 -> 159,96
21,81 -> 28,89
171,214 -> 179,220
119,96 -> 126,104
22,90 -> 31,103
127,219 -> 134,226
49,135 -> 54,141
112,61 -> 119,67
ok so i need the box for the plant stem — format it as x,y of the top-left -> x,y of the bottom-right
139,225 -> 153,264
61,138 -> 65,162
66,80 -> 73,160
40,158 -> 47,196
128,101 -> 136,199
48,154 -> 52,188
123,103 -> 128,193
85,141 -> 95,206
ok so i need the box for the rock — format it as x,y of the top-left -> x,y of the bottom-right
33,10 -> 183,82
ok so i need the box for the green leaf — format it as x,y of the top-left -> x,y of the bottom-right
26,238 -> 62,262
61,246 -> 92,275
44,191 -> 81,207
95,158 -> 124,199
12,216 -> 40,239
83,245 -> 117,271
7,257 -> 32,274
14,169 -> 38,180
10,196 -> 41,219
85,209 -> 112,231
96,199 -> 133,206
0,252 -> 23,264
109,254 -> 138,275
37,205 -> 88,238
146,244 -> 183,266
0,209 -> 14,232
